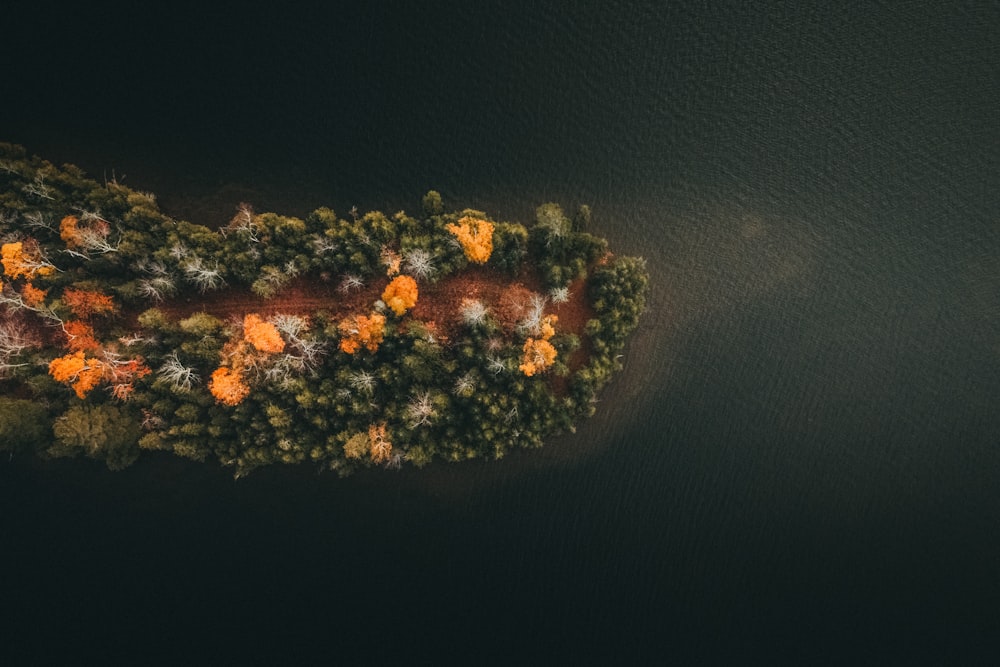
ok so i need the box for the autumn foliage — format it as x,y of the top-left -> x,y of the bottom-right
62,288 -> 116,319
519,315 -> 558,377
48,351 -> 105,399
2,241 -> 54,280
21,283 -> 47,307
338,312 -> 386,354
368,423 -> 392,464
59,215 -> 81,247
446,216 -> 494,264
243,314 -> 285,354
208,366 -> 251,406
382,274 -> 418,316
206,313 -> 288,405
64,320 -> 100,352
60,214 -> 110,249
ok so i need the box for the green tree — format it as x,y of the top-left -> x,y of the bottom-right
50,404 -> 142,470
0,398 -> 51,455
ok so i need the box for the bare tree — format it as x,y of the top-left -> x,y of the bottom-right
348,370 -> 377,395
549,286 -> 571,304
118,332 -> 158,347
22,172 -> 54,200
137,275 -> 177,302
405,390 -> 437,428
0,318 -> 38,377
485,354 -> 506,376
403,248 -> 436,281
313,234 -> 340,255
338,274 -> 364,294
0,283 -> 63,324
182,256 -> 226,292
23,211 -> 54,232
157,352 -> 200,392
517,293 -> 549,336
269,314 -> 326,371
453,371 -> 476,397
459,298 -> 489,328
224,202 -> 259,243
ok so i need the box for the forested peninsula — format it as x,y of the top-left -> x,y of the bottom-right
0,143 -> 648,476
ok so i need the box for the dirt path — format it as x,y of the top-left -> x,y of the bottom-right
156,266 -> 595,342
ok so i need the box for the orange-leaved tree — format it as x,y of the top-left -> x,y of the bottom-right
59,215 -> 81,247
49,347 -> 150,400
208,366 -> 251,406
519,314 -> 558,377
49,350 -> 105,399
62,288 -> 116,320
382,274 -> 418,316
338,313 -> 386,354
243,314 -> 285,354
60,214 -> 112,251
103,354 -> 152,402
2,240 -> 55,281
21,283 -> 47,307
445,216 -> 494,264
64,320 -> 101,352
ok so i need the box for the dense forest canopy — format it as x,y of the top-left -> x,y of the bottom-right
0,143 -> 648,476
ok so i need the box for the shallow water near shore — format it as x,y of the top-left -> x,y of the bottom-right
2,1 -> 999,662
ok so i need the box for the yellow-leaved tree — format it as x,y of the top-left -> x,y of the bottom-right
519,314 -> 558,376
382,274 -> 418,316
445,216 -> 494,264
2,241 -> 54,281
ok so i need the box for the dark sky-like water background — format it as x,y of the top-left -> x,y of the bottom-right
2,2 -> 999,664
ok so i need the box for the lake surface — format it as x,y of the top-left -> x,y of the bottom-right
2,1 -> 998,663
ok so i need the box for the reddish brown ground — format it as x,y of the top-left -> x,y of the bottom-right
157,266 -> 595,352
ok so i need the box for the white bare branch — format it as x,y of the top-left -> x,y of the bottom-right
405,390 -> 437,428
459,298 -> 489,328
22,173 -> 54,200
338,274 -> 364,293
182,256 -> 226,292
157,352 -> 200,392
402,248 -> 436,280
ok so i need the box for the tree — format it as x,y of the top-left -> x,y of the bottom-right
157,352 -> 200,392
338,313 -> 386,354
382,274 -> 418,316
445,216 -> 494,264
518,316 -> 558,377
21,283 -> 47,307
368,423 -> 393,464
48,350 -> 105,399
62,288 -> 116,319
243,314 -> 285,354
100,350 -> 151,402
64,320 -> 100,352
209,366 -> 251,406
422,190 -> 443,216
1,240 -> 55,280
519,338 -> 558,377
51,404 -> 141,470
60,214 -> 120,257
0,398 -> 50,454
0,317 -> 38,377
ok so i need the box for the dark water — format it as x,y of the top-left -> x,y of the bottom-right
3,2 -> 999,663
